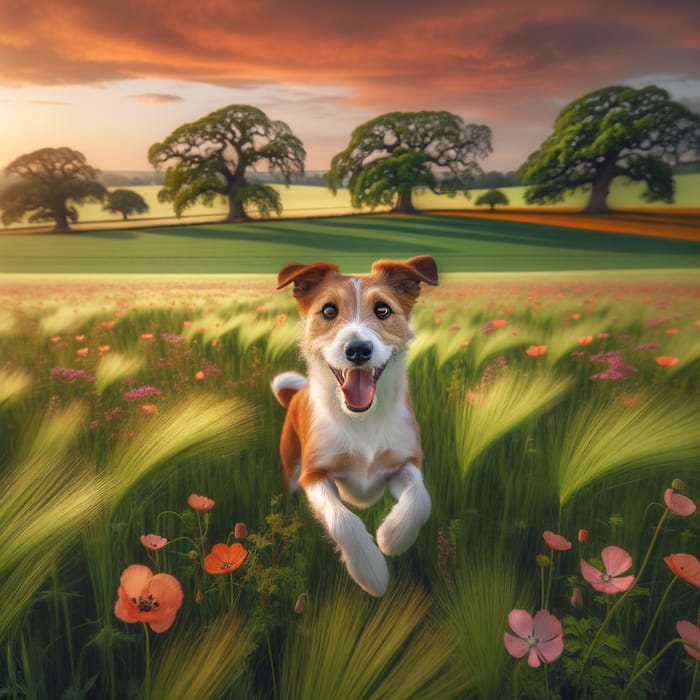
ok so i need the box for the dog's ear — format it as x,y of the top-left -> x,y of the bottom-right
372,256 -> 439,303
277,262 -> 340,301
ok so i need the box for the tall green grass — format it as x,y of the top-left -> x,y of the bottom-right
0,273 -> 699,698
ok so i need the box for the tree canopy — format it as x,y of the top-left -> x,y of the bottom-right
518,85 -> 700,213
148,105 -> 305,222
103,189 -> 150,220
0,147 -> 106,231
475,189 -> 509,211
327,111 -> 492,213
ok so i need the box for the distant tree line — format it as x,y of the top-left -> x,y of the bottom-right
1,85 -> 698,230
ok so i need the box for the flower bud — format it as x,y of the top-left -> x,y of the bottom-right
536,554 -> 551,568
294,593 -> 306,614
609,514 -> 623,527
577,529 -> 589,543
571,587 -> 584,609
195,590 -> 204,605
672,478 -> 686,491
234,522 -> 248,539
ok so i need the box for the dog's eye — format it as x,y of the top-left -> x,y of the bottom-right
374,302 -> 392,320
321,303 -> 338,320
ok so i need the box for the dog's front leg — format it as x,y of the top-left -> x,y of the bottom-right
304,479 -> 389,597
376,464 -> 431,557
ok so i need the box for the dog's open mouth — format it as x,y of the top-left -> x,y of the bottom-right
329,365 -> 386,412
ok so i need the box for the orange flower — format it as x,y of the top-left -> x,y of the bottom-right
655,356 -> 679,367
75,334 -> 86,342
204,543 -> 247,575
188,493 -> 215,512
114,564 -> 183,633
664,553 -> 700,588
666,328 -> 678,335
98,345 -> 111,355
76,347 -> 89,357
194,370 -> 205,381
101,321 -> 116,329
140,333 -> 153,342
570,313 -> 581,320
578,336 -> 593,345
526,345 -> 548,357
140,404 -> 158,415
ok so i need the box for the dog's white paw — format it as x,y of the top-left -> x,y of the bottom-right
336,513 -> 389,597
377,484 -> 431,556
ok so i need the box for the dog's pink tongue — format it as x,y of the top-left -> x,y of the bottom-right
342,369 -> 376,410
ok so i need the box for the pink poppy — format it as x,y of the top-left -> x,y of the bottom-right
114,564 -> 183,633
543,530 -> 572,551
188,493 -> 215,512
664,488 -> 696,516
676,620 -> 700,660
140,534 -> 168,551
504,609 -> 564,668
580,546 -> 635,594
664,553 -> 700,589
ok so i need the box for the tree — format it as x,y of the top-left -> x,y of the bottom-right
518,85 -> 700,213
0,147 -> 106,231
148,105 -> 305,223
327,111 -> 492,214
103,189 -> 149,220
475,188 -> 510,211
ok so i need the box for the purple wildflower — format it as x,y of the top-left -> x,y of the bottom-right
50,367 -> 94,383
589,350 -> 637,381
161,333 -> 186,344
123,386 -> 163,402
633,342 -> 662,352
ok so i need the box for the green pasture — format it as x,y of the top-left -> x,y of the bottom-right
2,213 -> 700,275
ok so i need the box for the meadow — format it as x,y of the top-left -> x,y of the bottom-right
1,264 -> 700,699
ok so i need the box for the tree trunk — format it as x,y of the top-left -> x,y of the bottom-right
584,159 -> 618,213
53,208 -> 70,231
394,190 -> 416,214
226,196 -> 250,222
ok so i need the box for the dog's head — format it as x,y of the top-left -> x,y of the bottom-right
278,256 -> 438,414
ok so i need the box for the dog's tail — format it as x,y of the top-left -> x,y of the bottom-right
271,371 -> 307,409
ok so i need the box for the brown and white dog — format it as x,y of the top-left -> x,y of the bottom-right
271,256 -> 438,596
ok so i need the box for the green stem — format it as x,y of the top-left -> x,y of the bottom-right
632,576 -> 677,674
143,622 -> 151,700
545,550 -> 554,610
581,507 -> 669,672
621,639 -> 682,699
265,626 -> 278,700
540,562 -> 547,611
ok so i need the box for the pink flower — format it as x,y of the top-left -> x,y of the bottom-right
188,493 -> 215,512
504,609 -> 564,668
140,534 -> 168,550
580,546 -> 635,594
543,530 -> 572,551
114,564 -> 183,633
676,620 -> 700,660
664,488 -> 696,516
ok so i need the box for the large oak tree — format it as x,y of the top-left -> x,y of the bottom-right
327,111 -> 492,213
0,147 -> 106,231
518,85 -> 700,213
148,105 -> 305,222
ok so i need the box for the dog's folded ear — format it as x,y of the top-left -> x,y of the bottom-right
277,262 -> 340,299
372,256 -> 439,301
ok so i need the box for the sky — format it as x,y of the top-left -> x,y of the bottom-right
1,0 -> 699,174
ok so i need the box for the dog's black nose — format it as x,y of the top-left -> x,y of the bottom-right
345,340 -> 373,365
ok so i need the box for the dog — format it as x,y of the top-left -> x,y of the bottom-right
271,255 -> 438,596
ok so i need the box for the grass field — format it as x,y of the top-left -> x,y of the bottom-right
1,213 -> 700,275
1,209 -> 700,698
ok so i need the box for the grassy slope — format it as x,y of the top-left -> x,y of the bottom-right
1,214 -> 699,274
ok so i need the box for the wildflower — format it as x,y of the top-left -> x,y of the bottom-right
536,554 -> 552,568
676,620 -> 700,660
571,313 -> 581,320
123,386 -> 163,402
50,367 -> 94,383
504,609 -> 564,668
194,371 -> 205,381
161,333 -> 185,344
633,342 -> 661,352
655,356 -> 679,367
571,587 -> 584,609
114,564 -> 183,633
195,590 -> 204,605
234,522 -> 248,539
276,314 -> 287,325
294,593 -> 307,614
140,534 -> 168,550
578,336 -> 593,345
580,546 -> 635,594
664,488 -> 696,516
140,333 -> 153,342
597,332 -> 610,339
543,530 -> 572,551
480,319 -> 506,334
188,493 -> 215,512
664,554 -> 700,588
98,345 -> 110,355
256,305 -> 266,314
75,334 -> 86,342
666,328 -> 678,335
577,529 -> 589,543
204,543 -> 247,575
140,404 -> 158,415
101,321 -> 116,329
76,347 -> 89,357
460,340 -> 470,348
526,345 -> 547,357
50,336 -> 62,343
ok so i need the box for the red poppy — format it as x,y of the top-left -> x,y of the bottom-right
664,553 -> 700,588
526,345 -> 548,357
543,530 -> 572,551
664,488 -> 696,517
188,493 -> 215,512
114,564 -> 183,633
578,336 -> 593,345
204,543 -> 247,575
676,620 -> 700,660
655,356 -> 679,367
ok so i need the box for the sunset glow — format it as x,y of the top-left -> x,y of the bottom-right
1,0 -> 698,172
